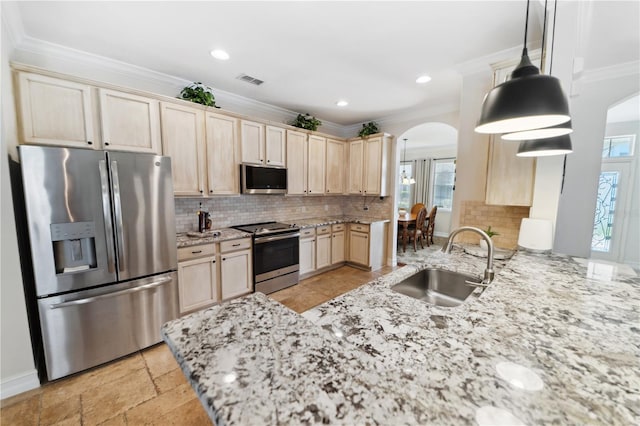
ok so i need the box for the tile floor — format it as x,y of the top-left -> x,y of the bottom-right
0,265 -> 398,426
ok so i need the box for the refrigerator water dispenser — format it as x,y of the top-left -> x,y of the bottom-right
51,222 -> 97,273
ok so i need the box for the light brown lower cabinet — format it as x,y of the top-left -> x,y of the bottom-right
177,238 -> 252,315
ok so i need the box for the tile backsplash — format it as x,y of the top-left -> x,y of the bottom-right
174,195 -> 393,232
457,200 -> 530,249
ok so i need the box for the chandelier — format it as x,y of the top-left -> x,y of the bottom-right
400,138 -> 416,185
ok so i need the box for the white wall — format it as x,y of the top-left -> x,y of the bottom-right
604,120 -> 640,267
1,14 -> 39,397
554,73 -> 640,256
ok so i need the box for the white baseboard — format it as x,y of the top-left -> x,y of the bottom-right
0,370 -> 40,400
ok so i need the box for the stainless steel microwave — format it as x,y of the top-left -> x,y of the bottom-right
240,164 -> 287,194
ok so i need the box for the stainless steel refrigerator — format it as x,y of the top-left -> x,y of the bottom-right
15,145 -> 179,381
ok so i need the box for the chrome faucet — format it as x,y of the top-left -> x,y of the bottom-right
442,226 -> 495,285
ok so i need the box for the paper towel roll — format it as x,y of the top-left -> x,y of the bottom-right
518,218 -> 553,252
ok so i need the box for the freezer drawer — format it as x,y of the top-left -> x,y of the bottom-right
37,272 -> 178,381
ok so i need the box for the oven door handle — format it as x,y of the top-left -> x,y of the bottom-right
254,233 -> 300,244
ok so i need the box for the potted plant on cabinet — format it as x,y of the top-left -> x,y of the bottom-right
178,82 -> 220,108
290,113 -> 322,131
358,121 -> 380,137
480,226 -> 499,250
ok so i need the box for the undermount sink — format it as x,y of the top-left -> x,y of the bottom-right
391,268 -> 482,307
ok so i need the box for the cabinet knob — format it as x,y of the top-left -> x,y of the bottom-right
105,142 -> 110,146
200,190 -> 203,194
327,190 -> 330,193
87,141 -> 93,145
222,257 -> 226,261
209,190 -> 213,193
212,260 -> 216,264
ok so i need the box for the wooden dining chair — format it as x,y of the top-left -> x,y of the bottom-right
410,203 -> 425,215
423,206 -> 438,246
407,207 -> 428,251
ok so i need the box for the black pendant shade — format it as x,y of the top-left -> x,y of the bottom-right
502,119 -> 573,141
516,134 -> 573,157
475,71 -> 571,134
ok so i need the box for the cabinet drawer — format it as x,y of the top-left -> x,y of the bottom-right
316,225 -> 331,235
177,244 -> 217,261
220,238 -> 252,253
332,223 -> 345,232
300,228 -> 316,238
350,223 -> 370,233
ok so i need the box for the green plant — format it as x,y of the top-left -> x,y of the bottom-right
484,226 -> 500,238
290,113 -> 322,131
358,121 -> 380,137
179,82 -> 220,108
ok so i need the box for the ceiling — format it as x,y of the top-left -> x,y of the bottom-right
11,2 -> 639,127
13,1 -> 544,126
607,94 -> 640,124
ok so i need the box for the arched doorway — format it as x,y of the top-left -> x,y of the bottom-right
395,122 -> 458,239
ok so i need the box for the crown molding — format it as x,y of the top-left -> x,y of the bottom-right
367,102 -> 460,131
576,60 -> 640,85
11,35 -> 344,132
455,45 -> 525,76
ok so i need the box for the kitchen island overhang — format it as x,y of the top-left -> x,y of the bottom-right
162,249 -> 640,425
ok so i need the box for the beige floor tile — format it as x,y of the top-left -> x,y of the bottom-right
142,343 -> 180,379
81,368 -> 156,425
148,398 -> 211,425
153,367 -> 189,394
42,353 -> 146,408
0,394 -> 40,426
96,413 -> 126,426
124,383 -> 198,425
50,414 -> 82,426
40,395 -> 80,425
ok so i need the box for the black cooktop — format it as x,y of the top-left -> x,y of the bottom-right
233,221 -> 299,236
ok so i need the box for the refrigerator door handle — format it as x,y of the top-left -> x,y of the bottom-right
110,160 -> 127,273
99,160 -> 116,273
49,276 -> 172,309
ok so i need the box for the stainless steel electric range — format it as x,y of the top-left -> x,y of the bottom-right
232,222 -> 300,294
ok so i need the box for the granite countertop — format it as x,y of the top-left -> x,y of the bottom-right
162,249 -> 640,425
288,216 -> 390,228
176,228 -> 251,248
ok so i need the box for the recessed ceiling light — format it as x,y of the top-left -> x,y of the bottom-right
210,49 -> 230,60
416,75 -> 432,84
336,100 -> 349,107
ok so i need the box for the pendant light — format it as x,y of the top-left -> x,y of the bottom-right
500,0 -> 573,141
516,134 -> 572,157
475,0 -> 570,135
516,0 -> 573,157
400,138 -> 416,185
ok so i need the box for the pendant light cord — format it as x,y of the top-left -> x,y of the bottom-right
541,0 -> 548,70
523,0 -> 530,52
549,0 -> 558,74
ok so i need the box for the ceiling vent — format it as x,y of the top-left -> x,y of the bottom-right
236,73 -> 264,86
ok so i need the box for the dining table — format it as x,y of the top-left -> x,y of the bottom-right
397,212 -> 417,253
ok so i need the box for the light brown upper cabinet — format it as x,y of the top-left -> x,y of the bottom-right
160,102 -> 206,196
240,120 -> 286,167
286,130 -> 326,195
205,112 -> 239,195
485,139 -> 536,206
325,138 -> 346,195
16,72 -> 96,149
98,89 -> 161,154
485,59 -> 536,206
348,134 -> 391,196
286,130 -> 308,195
307,135 -> 326,195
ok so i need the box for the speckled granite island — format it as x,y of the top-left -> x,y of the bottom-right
162,248 -> 639,425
